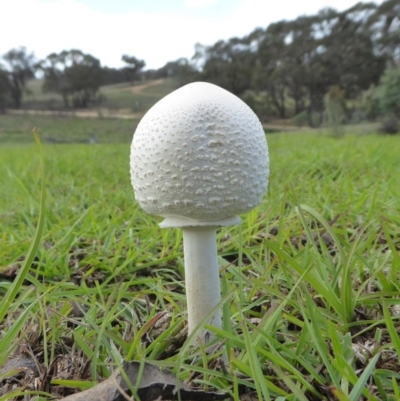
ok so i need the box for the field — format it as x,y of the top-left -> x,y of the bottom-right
22,78 -> 178,112
0,114 -> 139,144
1,111 -> 400,400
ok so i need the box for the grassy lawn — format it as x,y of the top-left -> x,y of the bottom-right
0,114 -> 138,143
1,128 -> 400,400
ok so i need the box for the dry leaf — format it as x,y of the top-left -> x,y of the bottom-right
60,360 -> 228,401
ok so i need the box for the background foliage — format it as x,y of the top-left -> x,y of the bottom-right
0,0 -> 399,132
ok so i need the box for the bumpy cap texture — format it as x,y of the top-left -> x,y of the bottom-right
130,82 -> 269,221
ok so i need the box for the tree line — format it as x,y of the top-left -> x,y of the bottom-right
0,48 -> 146,111
0,0 -> 399,129
186,0 -> 399,127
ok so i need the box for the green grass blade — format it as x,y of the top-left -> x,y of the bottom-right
240,315 -> 271,401
0,303 -> 37,366
301,288 -> 341,389
0,129 -> 46,322
349,353 -> 380,401
383,302 -> 400,357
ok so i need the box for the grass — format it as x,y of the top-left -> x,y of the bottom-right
0,114 -> 138,143
1,127 -> 400,400
99,78 -> 177,111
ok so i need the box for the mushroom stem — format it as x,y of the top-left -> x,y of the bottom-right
182,226 -> 221,342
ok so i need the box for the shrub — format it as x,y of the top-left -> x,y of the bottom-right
293,110 -> 308,127
241,92 -> 272,122
363,85 -> 383,120
379,116 -> 399,135
364,66 -> 400,121
349,109 -> 368,124
325,86 -> 346,137
380,67 -> 400,118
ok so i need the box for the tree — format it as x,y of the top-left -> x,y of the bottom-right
250,18 -> 328,122
194,38 -> 254,96
102,67 -> 126,85
253,21 -> 292,119
285,15 -> 326,119
121,55 -> 145,84
367,0 -> 400,64
284,5 -> 385,125
318,4 -> 386,99
0,67 -> 11,112
379,65 -> 400,118
363,65 -> 400,135
151,0 -> 395,124
38,50 -> 103,108
2,47 -> 35,108
152,58 -> 199,87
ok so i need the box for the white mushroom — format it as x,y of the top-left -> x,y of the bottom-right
130,82 -> 269,343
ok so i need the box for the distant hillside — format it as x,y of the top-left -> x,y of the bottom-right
99,78 -> 177,113
23,78 -> 178,114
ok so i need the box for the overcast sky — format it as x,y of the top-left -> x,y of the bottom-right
0,0 -> 385,70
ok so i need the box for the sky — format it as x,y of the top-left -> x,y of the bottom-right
0,0 -> 385,70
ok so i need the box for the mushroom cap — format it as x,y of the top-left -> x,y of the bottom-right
130,81 -> 269,222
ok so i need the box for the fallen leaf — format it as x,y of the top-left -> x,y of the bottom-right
60,360 -> 228,401
0,357 -> 39,380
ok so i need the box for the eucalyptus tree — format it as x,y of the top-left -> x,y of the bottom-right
367,0 -> 400,64
2,47 -> 35,109
318,3 -> 386,99
194,37 -> 255,97
121,55 -> 145,85
284,15 -> 323,118
251,21 -> 290,119
151,58 -> 199,87
38,50 -> 103,108
284,5 -> 385,124
0,67 -> 11,112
